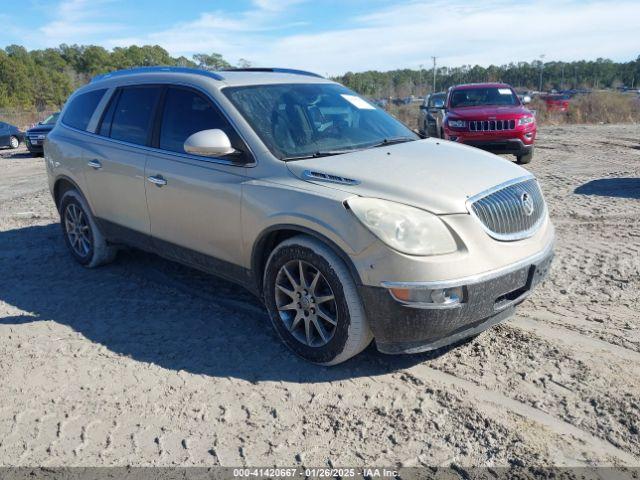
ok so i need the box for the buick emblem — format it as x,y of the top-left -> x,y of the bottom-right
520,192 -> 535,216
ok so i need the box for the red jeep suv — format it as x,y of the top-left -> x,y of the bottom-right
443,83 -> 536,164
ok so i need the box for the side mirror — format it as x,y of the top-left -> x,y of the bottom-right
184,129 -> 237,157
522,95 -> 531,104
433,99 -> 445,109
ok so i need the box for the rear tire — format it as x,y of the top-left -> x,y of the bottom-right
263,235 -> 373,365
59,190 -> 117,268
421,121 -> 429,138
9,136 -> 19,149
517,147 -> 533,164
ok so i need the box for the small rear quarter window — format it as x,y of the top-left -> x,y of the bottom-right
62,89 -> 107,131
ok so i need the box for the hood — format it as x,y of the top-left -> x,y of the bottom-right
27,124 -> 55,134
285,138 -> 530,214
447,105 -> 530,119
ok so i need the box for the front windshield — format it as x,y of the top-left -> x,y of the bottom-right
223,83 -> 417,160
428,93 -> 445,107
42,113 -> 60,125
449,87 -> 519,108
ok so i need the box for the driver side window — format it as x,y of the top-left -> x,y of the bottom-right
159,87 -> 235,155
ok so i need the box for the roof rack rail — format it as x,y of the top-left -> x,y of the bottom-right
91,66 -> 224,83
221,67 -> 324,78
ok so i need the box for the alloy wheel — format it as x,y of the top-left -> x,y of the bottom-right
274,259 -> 338,347
64,203 -> 92,257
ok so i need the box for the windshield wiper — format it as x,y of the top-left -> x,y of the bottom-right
283,138 -> 416,161
367,136 -> 416,149
284,149 -> 362,161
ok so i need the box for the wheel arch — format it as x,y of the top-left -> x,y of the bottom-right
251,224 -> 363,295
53,175 -> 88,211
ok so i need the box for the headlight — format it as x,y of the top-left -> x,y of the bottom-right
518,116 -> 535,126
448,119 -> 467,128
347,197 -> 457,256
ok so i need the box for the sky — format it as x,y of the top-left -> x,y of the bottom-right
1,0 -> 639,75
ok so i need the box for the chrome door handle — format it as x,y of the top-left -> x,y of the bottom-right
87,159 -> 102,169
147,175 -> 167,187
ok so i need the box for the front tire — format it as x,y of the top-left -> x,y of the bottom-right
9,136 -> 19,149
263,235 -> 373,365
59,190 -> 117,268
516,147 -> 533,164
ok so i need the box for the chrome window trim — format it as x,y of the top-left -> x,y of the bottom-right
465,175 -> 547,242
64,80 -> 258,168
380,238 -> 554,290
60,123 -> 254,169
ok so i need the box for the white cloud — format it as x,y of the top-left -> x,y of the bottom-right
252,0 -> 306,12
26,0 -> 640,74
38,0 -> 123,44
255,0 -> 640,74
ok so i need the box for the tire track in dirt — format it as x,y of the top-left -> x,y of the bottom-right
403,363 -> 639,465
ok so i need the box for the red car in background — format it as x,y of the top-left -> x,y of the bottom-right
541,93 -> 571,112
442,83 -> 537,164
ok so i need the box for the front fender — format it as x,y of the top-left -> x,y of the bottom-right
241,179 -> 377,288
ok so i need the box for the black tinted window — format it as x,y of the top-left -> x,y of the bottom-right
62,89 -> 106,131
159,87 -> 231,154
98,90 -> 120,137
109,86 -> 161,145
450,87 -> 518,108
428,94 -> 445,107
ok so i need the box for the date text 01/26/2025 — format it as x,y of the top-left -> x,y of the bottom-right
232,468 -> 399,477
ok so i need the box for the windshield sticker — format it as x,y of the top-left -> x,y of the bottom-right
498,88 -> 512,95
341,94 -> 375,110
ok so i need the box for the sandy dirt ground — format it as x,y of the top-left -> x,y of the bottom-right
0,124 -> 639,468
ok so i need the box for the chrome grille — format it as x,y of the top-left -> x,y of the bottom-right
468,177 -> 546,241
28,134 -> 47,143
468,119 -> 516,131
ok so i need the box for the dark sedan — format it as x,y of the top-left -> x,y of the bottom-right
0,121 -> 25,149
25,112 -> 60,155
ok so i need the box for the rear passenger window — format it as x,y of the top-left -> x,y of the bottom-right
159,87 -> 232,154
108,86 -> 161,145
62,89 -> 107,131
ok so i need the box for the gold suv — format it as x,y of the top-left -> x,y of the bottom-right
45,67 -> 554,365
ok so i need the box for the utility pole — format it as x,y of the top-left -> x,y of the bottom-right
431,56 -> 437,93
561,63 -> 565,90
538,54 -> 545,92
419,64 -> 424,95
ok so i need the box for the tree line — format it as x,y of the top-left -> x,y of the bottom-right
0,43 -> 638,110
335,57 -> 640,98
0,44 -> 242,110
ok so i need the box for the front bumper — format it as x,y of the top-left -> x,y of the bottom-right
463,138 -> 532,156
25,132 -> 49,153
26,142 -> 44,154
359,242 -> 554,354
445,125 -> 536,156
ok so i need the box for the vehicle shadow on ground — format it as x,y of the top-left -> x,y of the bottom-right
0,149 -> 34,159
0,223 -> 457,383
574,178 -> 640,199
